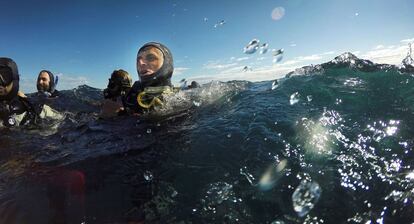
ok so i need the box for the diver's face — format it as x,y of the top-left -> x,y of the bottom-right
137,46 -> 164,77
0,82 -> 13,96
37,72 -> 50,92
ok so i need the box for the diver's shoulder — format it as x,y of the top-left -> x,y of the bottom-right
128,81 -> 144,94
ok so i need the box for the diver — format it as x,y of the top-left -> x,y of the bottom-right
187,81 -> 200,89
179,79 -> 201,90
100,69 -> 133,118
27,69 -> 64,122
0,57 -> 37,127
37,70 -> 59,98
123,42 -> 178,114
182,80 -> 201,90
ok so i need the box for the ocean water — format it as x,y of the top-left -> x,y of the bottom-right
0,53 -> 413,223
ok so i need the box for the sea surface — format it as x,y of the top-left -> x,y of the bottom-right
0,53 -> 413,224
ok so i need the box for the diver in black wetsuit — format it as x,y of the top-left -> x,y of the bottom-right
37,70 -> 60,98
102,42 -> 199,117
124,42 -> 176,114
0,58 -> 36,127
29,69 -> 61,116
100,69 -> 133,118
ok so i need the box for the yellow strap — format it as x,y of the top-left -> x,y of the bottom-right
136,86 -> 178,109
137,91 -> 164,109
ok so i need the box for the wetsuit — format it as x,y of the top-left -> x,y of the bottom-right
0,58 -> 37,127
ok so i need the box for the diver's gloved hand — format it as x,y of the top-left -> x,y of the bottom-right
19,110 -> 39,127
103,87 -> 129,100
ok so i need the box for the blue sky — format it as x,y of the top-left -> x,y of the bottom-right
1,0 -> 413,92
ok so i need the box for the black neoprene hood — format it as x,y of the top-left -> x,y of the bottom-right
137,42 -> 174,87
37,70 -> 56,93
0,57 -> 19,100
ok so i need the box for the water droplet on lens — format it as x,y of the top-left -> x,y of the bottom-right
406,171 -> 414,180
272,48 -> 284,56
258,159 -> 288,191
242,66 -> 252,72
243,39 -> 260,54
272,48 -> 284,63
240,167 -> 256,185
271,80 -> 279,90
171,190 -> 178,198
260,43 -> 269,54
270,221 -> 285,224
143,171 -> 153,181
335,98 -> 342,105
290,92 -> 300,105
292,180 -> 321,217
271,7 -> 285,20
214,19 -> 226,28
193,101 -> 201,107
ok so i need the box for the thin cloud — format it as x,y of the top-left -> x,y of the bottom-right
352,51 -> 361,56
174,67 -> 190,75
221,65 -> 247,74
400,38 -> 414,43
361,42 -> 410,65
55,73 -> 89,90
276,60 -> 300,66
203,61 -> 238,70
236,57 -> 249,61
296,54 -> 323,61
322,51 -> 335,55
